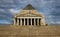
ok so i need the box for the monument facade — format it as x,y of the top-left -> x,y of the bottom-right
14,4 -> 46,26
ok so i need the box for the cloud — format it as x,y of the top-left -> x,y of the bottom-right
0,20 -> 12,24
56,21 -> 60,24
2,0 -> 14,3
18,0 -> 28,3
0,9 -> 5,12
9,9 -> 22,14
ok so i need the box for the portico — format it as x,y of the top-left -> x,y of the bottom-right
14,17 -> 41,26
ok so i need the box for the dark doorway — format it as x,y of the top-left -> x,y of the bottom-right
39,19 -> 41,25
19,19 -> 20,25
22,19 -> 24,25
36,19 -> 37,25
29,19 -> 31,25
25,18 -> 27,25
15,18 -> 17,25
32,18 -> 34,25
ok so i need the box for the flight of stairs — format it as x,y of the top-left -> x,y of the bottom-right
0,25 -> 60,37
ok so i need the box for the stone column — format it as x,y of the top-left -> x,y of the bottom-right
37,18 -> 39,26
27,18 -> 29,26
17,18 -> 19,25
19,19 -> 20,25
20,18 -> 22,26
31,18 -> 32,26
41,18 -> 46,26
24,18 -> 25,26
34,18 -> 36,26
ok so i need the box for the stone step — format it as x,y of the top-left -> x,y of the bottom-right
0,25 -> 60,37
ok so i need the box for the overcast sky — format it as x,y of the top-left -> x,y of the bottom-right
0,0 -> 60,25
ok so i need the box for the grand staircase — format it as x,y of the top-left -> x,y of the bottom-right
0,25 -> 60,37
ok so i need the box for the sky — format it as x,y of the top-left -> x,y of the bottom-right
0,0 -> 60,25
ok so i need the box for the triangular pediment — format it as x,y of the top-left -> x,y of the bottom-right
16,12 -> 43,17
15,4 -> 45,18
17,4 -> 41,15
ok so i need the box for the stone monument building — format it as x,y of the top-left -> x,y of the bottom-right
14,4 -> 46,26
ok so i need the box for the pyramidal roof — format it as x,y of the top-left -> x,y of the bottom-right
23,4 -> 36,10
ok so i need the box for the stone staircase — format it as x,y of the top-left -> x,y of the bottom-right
0,25 -> 60,37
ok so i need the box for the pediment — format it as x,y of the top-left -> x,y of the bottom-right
16,12 -> 43,17
14,4 -> 45,18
